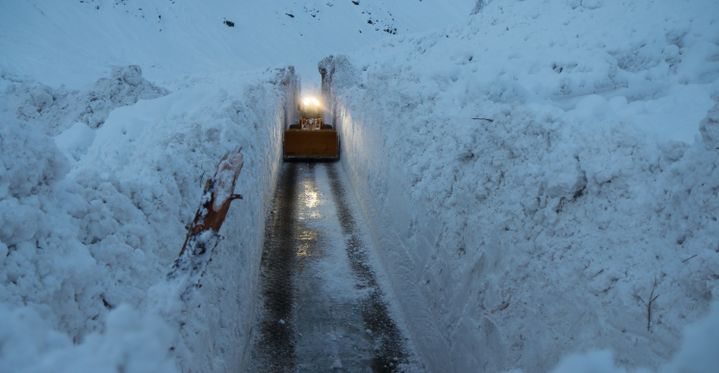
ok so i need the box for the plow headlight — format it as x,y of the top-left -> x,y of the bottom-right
302,96 -> 321,109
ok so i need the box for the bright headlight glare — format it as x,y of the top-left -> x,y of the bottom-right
302,96 -> 321,108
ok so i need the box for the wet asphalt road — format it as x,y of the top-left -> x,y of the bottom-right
250,163 -> 413,372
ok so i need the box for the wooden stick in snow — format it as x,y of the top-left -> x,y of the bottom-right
178,147 -> 244,257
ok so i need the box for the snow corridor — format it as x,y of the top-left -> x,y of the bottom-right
249,162 -> 416,372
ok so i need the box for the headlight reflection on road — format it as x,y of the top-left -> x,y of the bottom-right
296,229 -> 317,258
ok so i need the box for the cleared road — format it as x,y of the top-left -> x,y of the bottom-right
250,163 -> 417,372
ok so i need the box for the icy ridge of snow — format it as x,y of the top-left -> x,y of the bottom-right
0,66 -> 297,372
4,65 -> 167,137
322,0 -> 719,371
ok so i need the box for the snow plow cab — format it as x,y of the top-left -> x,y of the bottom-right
283,96 -> 339,161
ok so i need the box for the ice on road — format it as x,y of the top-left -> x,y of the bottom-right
251,162 -> 416,372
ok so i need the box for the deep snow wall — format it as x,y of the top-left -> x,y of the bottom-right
320,0 -> 719,370
323,57 -> 475,371
158,68 -> 299,372
0,66 -> 298,372
329,62 -> 719,373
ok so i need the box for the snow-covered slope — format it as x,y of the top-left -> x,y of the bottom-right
322,0 -> 719,371
0,0 -> 469,88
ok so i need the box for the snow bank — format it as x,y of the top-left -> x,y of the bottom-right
661,300 -> 719,373
550,300 -> 719,373
0,304 -> 176,373
321,0 -> 719,371
0,66 -> 298,372
6,65 -> 167,136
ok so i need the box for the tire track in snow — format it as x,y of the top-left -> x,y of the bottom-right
253,163 -> 298,372
251,162 -> 413,372
293,163 -> 373,371
325,164 -> 410,372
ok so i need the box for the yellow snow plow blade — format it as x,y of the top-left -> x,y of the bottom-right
283,128 -> 339,161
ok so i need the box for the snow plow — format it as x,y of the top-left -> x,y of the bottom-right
283,96 -> 339,161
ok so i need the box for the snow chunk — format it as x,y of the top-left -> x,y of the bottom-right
0,121 -> 68,198
80,65 -> 168,129
546,301 -> 719,373
580,0 -> 604,11
550,350 -> 626,373
0,198 -> 41,246
10,65 -> 167,135
699,101 -> 719,151
542,153 -> 586,199
319,55 -> 360,91
0,304 -> 177,373
54,122 -> 96,163
663,301 -> 719,373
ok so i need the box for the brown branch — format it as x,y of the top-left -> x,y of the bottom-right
178,148 -> 244,258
